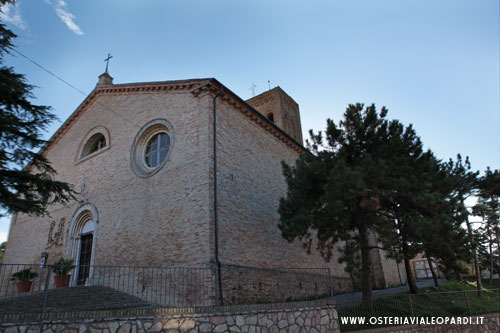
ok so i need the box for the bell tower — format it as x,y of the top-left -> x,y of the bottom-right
246,87 -> 303,145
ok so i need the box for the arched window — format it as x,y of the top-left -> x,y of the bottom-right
81,133 -> 106,158
76,126 -> 110,163
266,112 -> 274,122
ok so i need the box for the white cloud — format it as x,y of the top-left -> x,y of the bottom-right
46,0 -> 83,35
0,3 -> 27,30
0,232 -> 7,243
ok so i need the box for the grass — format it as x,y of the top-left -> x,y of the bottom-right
338,280 -> 500,331
414,280 -> 500,317
419,279 -> 498,292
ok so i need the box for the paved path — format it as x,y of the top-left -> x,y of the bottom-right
335,279 -> 447,307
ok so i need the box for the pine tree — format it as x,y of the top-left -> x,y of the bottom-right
383,154 -> 469,291
444,155 -> 482,297
474,168 -> 500,285
279,103 -> 437,305
0,4 -> 75,217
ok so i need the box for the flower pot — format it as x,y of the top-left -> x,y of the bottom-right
16,281 -> 32,293
54,274 -> 71,288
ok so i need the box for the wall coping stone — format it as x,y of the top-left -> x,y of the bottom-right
0,298 -> 336,324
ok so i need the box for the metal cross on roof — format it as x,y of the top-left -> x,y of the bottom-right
104,53 -> 113,73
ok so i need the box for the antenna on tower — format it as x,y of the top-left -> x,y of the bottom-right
249,83 -> 257,97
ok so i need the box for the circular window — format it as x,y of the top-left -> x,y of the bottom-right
131,119 -> 174,177
144,132 -> 170,168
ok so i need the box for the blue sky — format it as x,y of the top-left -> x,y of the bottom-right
0,0 -> 499,242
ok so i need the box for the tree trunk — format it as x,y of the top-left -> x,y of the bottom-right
497,232 -> 500,278
463,199 -> 483,298
426,253 -> 439,288
471,241 -> 483,298
349,272 -> 357,291
393,246 -> 404,285
454,269 -> 463,282
403,252 -> 419,294
396,260 -> 403,285
487,224 -> 493,285
398,218 -> 418,294
359,226 -> 373,308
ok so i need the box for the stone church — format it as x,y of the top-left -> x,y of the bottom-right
3,73 -> 406,295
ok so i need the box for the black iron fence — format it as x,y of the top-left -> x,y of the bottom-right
337,288 -> 500,331
0,263 -> 333,319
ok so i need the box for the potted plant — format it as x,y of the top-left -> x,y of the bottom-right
52,258 -> 75,288
11,268 -> 38,293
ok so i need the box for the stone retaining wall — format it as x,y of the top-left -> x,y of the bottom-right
0,304 -> 340,333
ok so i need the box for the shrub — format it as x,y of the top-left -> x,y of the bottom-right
52,258 -> 75,275
11,268 -> 38,282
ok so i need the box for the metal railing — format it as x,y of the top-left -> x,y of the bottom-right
337,288 -> 500,331
0,263 -> 333,319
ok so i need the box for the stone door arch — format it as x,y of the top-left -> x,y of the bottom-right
65,203 -> 99,285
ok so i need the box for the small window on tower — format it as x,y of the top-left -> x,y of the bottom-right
266,112 -> 274,122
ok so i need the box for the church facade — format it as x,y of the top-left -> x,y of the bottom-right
3,74 -> 406,295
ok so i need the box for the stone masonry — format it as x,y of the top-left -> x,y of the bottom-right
0,304 -> 340,333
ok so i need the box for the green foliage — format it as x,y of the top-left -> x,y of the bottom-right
338,241 -> 361,279
51,258 -> 75,275
0,14 -> 76,217
396,156 -> 471,280
279,104 -> 392,260
339,281 -> 500,331
0,241 -> 6,262
478,168 -> 500,197
279,103 -> 475,300
10,268 -> 37,282
473,168 -> 500,279
279,103 -> 439,302
0,1 -> 16,6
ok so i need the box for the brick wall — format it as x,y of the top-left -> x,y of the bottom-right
246,87 -> 303,144
219,265 -> 331,305
214,96 -> 351,283
4,82 -> 214,268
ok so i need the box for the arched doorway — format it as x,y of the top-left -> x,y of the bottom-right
65,203 -> 98,286
77,219 -> 95,285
